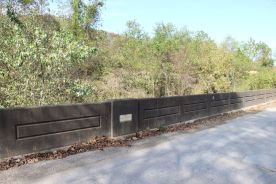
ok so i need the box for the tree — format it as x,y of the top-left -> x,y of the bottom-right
152,23 -> 179,97
241,38 -> 274,67
70,0 -> 104,37
125,20 -> 147,40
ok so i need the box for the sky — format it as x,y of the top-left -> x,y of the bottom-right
100,0 -> 276,56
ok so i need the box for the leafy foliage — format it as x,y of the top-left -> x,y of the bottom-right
0,1 -> 275,107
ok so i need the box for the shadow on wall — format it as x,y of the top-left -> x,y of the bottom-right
117,89 -> 273,135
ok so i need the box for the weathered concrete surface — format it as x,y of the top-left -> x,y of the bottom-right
1,107 -> 276,184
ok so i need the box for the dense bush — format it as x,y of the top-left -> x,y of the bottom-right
0,16 -> 97,107
247,70 -> 276,90
0,1 -> 275,107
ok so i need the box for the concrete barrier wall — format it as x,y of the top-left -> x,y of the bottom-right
1,89 -> 276,159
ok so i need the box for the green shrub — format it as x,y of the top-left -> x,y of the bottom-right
248,70 -> 276,90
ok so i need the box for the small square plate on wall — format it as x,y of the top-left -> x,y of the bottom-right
120,114 -> 132,123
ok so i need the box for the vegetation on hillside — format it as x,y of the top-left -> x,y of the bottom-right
0,0 -> 275,108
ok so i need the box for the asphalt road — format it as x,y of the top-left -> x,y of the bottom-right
1,107 -> 276,184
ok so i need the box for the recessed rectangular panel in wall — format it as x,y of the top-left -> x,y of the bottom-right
179,94 -> 209,121
266,90 -> 276,100
230,98 -> 243,104
229,92 -> 244,110
0,102 -> 111,159
244,94 -> 257,102
16,116 -> 101,140
254,94 -> 266,104
267,93 -> 274,99
183,102 -> 207,113
209,93 -> 230,114
143,107 -> 181,129
244,96 -> 256,102
138,97 -> 181,130
243,90 -> 267,106
210,99 -> 228,107
255,93 -> 266,99
144,106 -> 180,119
